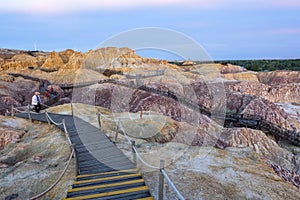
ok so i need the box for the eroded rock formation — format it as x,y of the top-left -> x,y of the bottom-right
82,47 -> 167,72
1,47 -> 300,198
0,116 -> 74,200
0,127 -> 25,150
41,51 -> 65,72
258,70 -> 300,85
0,78 -> 39,114
225,81 -> 300,103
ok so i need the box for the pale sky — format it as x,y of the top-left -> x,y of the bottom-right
0,0 -> 299,60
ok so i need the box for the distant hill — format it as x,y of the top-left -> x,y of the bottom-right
0,48 -> 48,59
214,59 -> 300,71
169,59 -> 300,72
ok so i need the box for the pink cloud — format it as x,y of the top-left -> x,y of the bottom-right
267,28 -> 300,34
0,0 -> 190,14
280,0 -> 300,7
1,0 -> 300,15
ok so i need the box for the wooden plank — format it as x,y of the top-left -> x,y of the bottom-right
68,179 -> 144,193
78,153 -> 131,163
73,173 -> 142,185
78,159 -> 134,170
77,156 -> 133,169
136,197 -> 154,200
76,147 -> 127,157
77,169 -> 138,179
79,163 -> 135,174
67,183 -> 147,198
77,150 -> 126,160
63,186 -> 149,200
79,168 -> 113,175
75,141 -> 113,150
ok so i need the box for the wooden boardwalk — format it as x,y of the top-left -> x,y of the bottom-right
9,73 -> 300,146
16,112 -> 153,200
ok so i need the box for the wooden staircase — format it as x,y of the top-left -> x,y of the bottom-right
15,112 -> 154,199
64,168 -> 153,200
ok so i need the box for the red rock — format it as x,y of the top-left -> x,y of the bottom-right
225,81 -> 300,103
258,70 -> 300,85
0,127 -> 25,150
0,163 -> 8,168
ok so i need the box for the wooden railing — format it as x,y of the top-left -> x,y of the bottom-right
98,113 -> 185,200
9,106 -> 78,200
8,73 -> 300,146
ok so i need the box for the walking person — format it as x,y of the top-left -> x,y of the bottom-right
32,91 -> 41,113
45,90 -> 50,99
50,86 -> 54,94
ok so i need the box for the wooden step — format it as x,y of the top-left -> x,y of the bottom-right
68,179 -> 145,193
72,173 -> 142,188
67,179 -> 146,197
15,113 -> 154,200
77,168 -> 138,179
136,197 -> 155,200
64,186 -> 150,200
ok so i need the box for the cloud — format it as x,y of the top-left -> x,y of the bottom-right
0,0 -> 194,14
1,0 -> 300,15
266,28 -> 300,35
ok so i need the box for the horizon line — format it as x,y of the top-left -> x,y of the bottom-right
0,47 -> 299,61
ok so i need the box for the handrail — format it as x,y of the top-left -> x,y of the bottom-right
12,107 -> 28,113
41,103 -> 51,108
161,169 -> 185,200
118,121 -> 159,170
6,104 -> 77,199
100,114 -> 184,199
132,145 -> 159,169
25,110 -> 77,199
8,73 -> 41,82
45,112 -> 63,126
8,73 -> 300,146
62,119 -> 72,146
29,147 -> 75,200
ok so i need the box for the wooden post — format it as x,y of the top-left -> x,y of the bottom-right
256,119 -> 260,130
140,110 -> 143,120
97,111 -> 101,128
131,140 -> 136,165
71,103 -> 74,116
158,160 -> 165,200
258,117 -> 263,130
28,104 -> 32,122
114,123 -> 119,143
11,105 -> 15,117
